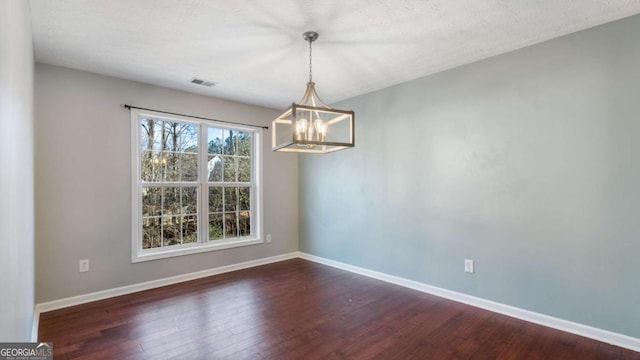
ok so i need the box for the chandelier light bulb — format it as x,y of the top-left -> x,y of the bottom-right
296,118 -> 308,141
313,119 -> 326,142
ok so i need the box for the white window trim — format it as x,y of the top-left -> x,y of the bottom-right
130,109 -> 263,263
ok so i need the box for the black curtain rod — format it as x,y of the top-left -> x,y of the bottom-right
123,104 -> 269,130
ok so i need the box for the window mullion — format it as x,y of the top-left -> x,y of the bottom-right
199,123 -> 208,244
236,187 -> 240,237
160,187 -> 164,248
179,187 -> 183,245
142,181 -> 198,187
221,185 -> 226,239
138,183 -> 144,253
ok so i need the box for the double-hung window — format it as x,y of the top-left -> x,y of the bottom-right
131,109 -> 262,262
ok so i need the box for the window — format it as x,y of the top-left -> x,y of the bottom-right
131,109 -> 262,262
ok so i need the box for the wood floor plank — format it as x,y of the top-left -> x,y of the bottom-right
38,259 -> 638,359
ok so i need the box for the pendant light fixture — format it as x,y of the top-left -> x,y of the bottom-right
272,31 -> 355,153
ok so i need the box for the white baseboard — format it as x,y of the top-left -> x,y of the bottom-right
32,252 -> 298,340
297,251 -> 640,353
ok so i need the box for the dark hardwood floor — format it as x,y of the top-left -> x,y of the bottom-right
39,259 -> 639,359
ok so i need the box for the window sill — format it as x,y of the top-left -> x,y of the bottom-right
131,237 -> 263,263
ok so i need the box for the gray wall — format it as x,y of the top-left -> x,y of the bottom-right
0,0 -> 35,341
300,15 -> 640,338
35,64 -> 298,303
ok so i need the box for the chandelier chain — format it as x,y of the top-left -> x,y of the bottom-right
308,38 -> 313,82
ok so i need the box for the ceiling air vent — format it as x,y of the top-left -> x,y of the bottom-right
190,77 -> 216,87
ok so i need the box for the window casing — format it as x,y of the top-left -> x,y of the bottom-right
131,109 -> 262,262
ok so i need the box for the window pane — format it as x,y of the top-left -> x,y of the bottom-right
238,157 -> 251,182
142,217 -> 161,249
161,122 -> 197,152
239,211 -> 250,237
182,187 -> 198,215
181,153 -> 198,181
142,187 -> 162,216
140,119 -> 163,151
208,128 -> 224,155
224,187 -> 237,212
177,123 -> 199,151
238,187 -> 250,211
141,120 -> 199,183
163,152 -> 180,182
223,156 -> 237,182
237,132 -> 252,156
225,212 -> 238,238
163,216 -> 181,246
207,155 -> 222,182
163,187 -> 181,215
209,214 -> 224,240
223,130 -> 237,155
163,122 -> 176,151
141,150 -> 162,182
182,215 -> 198,243
209,187 -> 223,213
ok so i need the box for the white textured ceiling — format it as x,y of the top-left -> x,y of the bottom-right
30,0 -> 640,109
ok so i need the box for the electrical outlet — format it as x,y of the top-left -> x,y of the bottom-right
79,259 -> 90,273
464,259 -> 474,274
266,234 -> 272,243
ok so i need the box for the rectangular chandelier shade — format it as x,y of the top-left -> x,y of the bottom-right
272,103 -> 355,153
